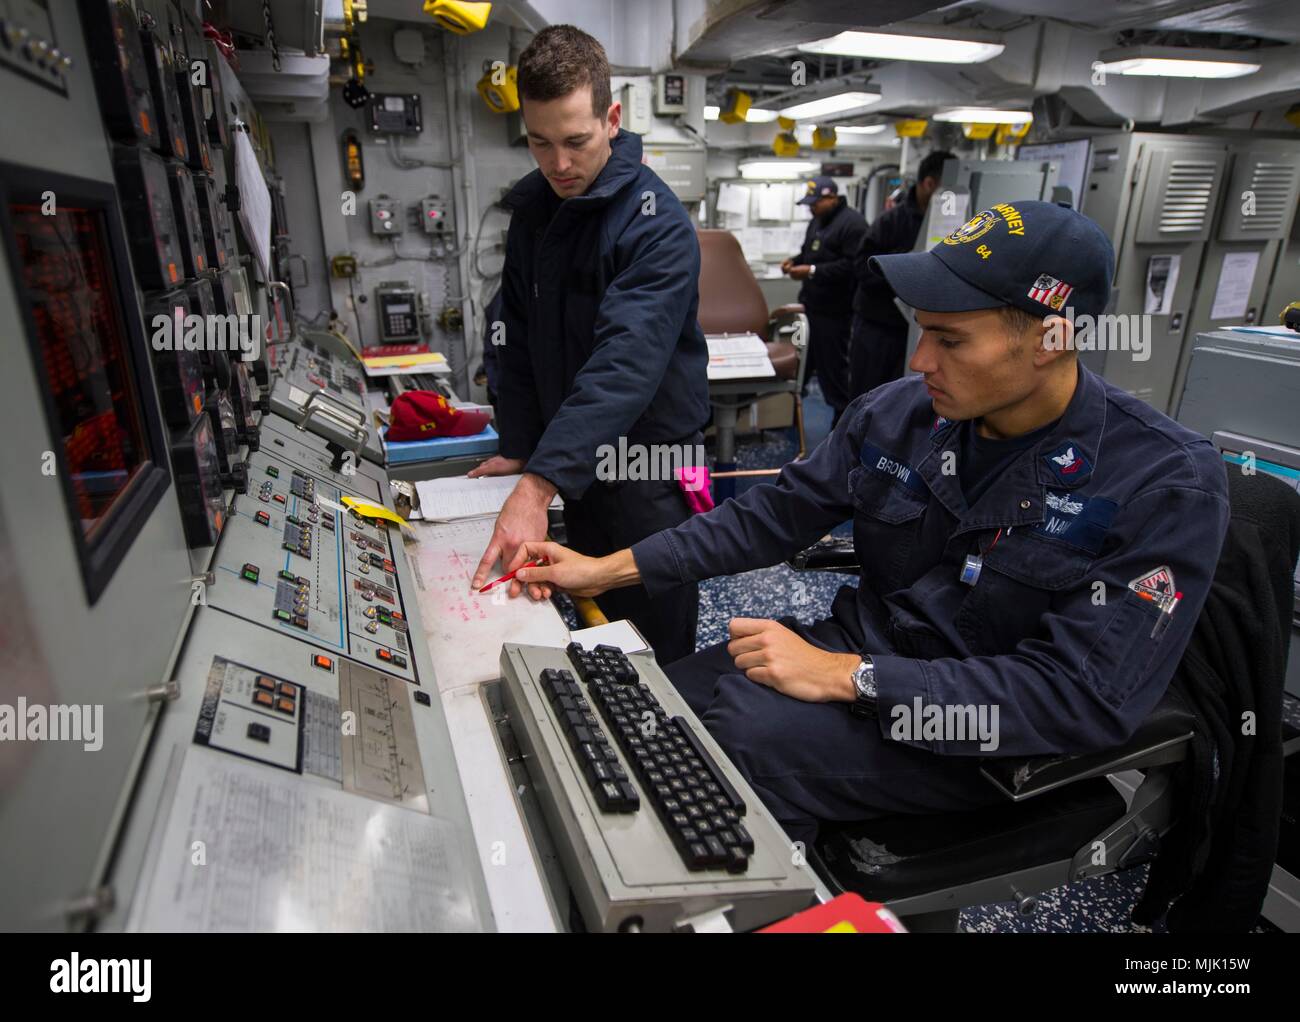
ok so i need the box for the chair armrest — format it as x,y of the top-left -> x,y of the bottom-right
980,695 -> 1196,801
786,536 -> 860,574
766,307 -> 809,387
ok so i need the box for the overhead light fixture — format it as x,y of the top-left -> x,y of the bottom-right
1096,45 -> 1260,79
932,107 -> 1033,125
780,90 -> 881,120
834,124 -> 888,135
800,29 -> 1004,64
746,108 -> 779,122
737,158 -> 820,180
704,105 -> 720,120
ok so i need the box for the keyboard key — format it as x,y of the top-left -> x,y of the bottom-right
733,822 -> 755,854
671,716 -> 747,816
727,846 -> 749,874
705,835 -> 727,864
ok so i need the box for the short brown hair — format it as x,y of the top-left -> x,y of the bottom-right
517,25 -> 612,119
998,305 -> 1040,339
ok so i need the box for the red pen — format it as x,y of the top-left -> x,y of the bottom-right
478,559 -> 547,594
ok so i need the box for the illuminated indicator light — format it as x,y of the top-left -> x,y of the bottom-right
168,262 -> 177,282
191,392 -> 202,413
274,609 -> 291,622
255,676 -> 276,691
254,691 -> 273,707
313,655 -> 333,671
141,112 -> 150,134
214,510 -> 224,531
275,697 -> 295,714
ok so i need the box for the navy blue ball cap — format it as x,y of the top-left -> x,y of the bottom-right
870,200 -> 1115,321
797,175 -> 838,205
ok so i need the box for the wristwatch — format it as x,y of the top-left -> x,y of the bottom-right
849,655 -> 877,719
808,263 -> 817,277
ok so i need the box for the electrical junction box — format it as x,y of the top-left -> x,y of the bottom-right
369,93 -> 423,135
621,83 -> 652,135
419,196 -> 449,234
655,74 -> 687,115
369,196 -> 403,235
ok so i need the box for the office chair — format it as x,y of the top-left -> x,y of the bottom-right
695,229 -> 809,499
787,473 -> 1298,932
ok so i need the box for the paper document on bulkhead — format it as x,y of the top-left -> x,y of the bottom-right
415,474 -> 561,522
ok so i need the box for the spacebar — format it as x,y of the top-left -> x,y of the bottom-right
670,716 -> 746,816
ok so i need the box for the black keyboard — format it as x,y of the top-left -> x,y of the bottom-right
538,667 -> 639,812
566,642 -> 752,873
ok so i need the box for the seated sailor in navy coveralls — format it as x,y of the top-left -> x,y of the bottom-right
507,201 -> 1231,845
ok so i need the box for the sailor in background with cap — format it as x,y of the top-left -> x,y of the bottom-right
848,150 -> 953,402
781,177 -> 867,425
508,200 -> 1230,844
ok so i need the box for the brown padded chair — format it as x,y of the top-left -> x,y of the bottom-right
696,229 -> 803,379
695,229 -> 810,475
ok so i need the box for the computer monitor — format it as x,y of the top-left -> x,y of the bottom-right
1017,138 -> 1092,212
0,163 -> 170,603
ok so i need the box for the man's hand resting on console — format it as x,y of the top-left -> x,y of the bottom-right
471,469 -> 555,599
466,455 -> 525,478
726,618 -> 859,703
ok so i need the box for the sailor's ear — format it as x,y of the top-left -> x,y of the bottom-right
1035,314 -> 1074,367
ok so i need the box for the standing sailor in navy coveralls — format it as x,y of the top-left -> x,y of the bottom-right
469,26 -> 708,664
781,176 -> 867,425
510,201 -> 1231,845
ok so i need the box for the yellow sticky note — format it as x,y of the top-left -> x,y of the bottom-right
340,495 -> 414,531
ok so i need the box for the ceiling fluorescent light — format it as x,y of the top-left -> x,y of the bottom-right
834,124 -> 888,134
1097,45 -> 1260,78
745,108 -> 780,122
704,105 -> 720,120
801,30 -> 1003,64
738,158 -> 820,180
932,108 -> 1033,125
780,91 -> 881,120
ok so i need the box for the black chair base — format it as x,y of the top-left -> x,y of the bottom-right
810,777 -> 1125,905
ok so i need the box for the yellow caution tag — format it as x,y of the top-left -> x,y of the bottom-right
340,495 -> 414,531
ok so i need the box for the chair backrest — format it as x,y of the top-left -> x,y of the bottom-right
696,229 -> 771,338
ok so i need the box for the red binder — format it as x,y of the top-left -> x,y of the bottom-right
759,894 -> 907,933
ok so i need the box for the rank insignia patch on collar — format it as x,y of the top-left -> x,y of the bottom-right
1043,441 -> 1092,485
